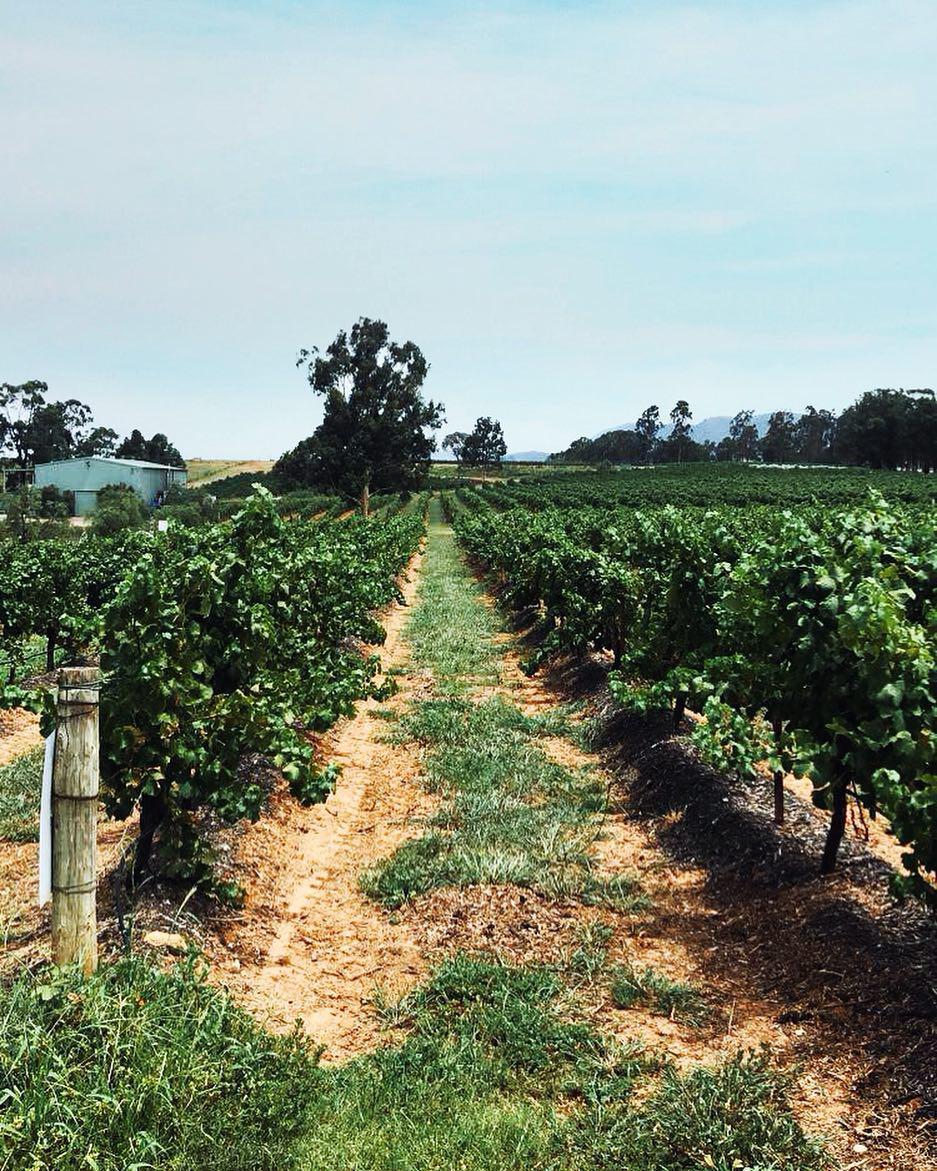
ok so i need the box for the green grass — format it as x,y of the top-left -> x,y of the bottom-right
404,501 -> 501,689
565,920 -> 615,983
0,745 -> 43,841
611,964 -> 710,1027
364,507 -> 645,908
564,1050 -> 831,1170
298,952 -> 828,1171
0,957 -> 320,1171
360,696 -> 646,912
299,952 -> 646,1171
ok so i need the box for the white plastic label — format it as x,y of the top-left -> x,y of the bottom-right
38,731 -> 54,907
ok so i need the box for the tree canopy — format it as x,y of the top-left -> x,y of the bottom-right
635,406 -> 661,462
834,388 -> 936,471
0,382 -> 118,466
460,417 -> 507,472
275,318 -> 444,515
548,388 -> 936,471
116,430 -> 185,467
441,432 -> 469,463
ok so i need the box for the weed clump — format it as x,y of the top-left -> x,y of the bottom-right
611,964 -> 710,1026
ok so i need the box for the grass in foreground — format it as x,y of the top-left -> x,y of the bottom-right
299,951 -> 829,1171
2,951 -> 829,1171
360,696 -> 646,911
0,746 -> 43,841
0,957 -> 319,1170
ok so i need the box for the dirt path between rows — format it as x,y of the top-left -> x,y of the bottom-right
0,708 -> 41,768
214,547 -> 436,1058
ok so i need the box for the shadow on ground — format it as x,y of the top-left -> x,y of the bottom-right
537,650 -> 937,1159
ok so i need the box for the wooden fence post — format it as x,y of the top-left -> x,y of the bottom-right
51,666 -> 100,974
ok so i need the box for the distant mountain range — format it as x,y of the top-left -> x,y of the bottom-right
505,413 -> 780,462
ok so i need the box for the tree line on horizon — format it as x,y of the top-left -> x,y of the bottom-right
0,381 -> 184,473
551,389 -> 937,471
7,325 -> 932,526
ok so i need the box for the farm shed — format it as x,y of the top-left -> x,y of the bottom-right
33,456 -> 187,517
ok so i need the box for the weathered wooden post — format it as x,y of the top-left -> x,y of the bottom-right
51,666 -> 100,974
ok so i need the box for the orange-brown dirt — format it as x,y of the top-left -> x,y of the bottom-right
191,547 -> 435,1059
0,707 -> 41,767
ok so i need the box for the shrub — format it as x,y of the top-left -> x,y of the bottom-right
91,484 -> 149,534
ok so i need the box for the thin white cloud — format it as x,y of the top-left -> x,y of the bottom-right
1,1 -> 935,455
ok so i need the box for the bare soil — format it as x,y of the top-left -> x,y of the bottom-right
187,547 -> 435,1059
0,707 -> 41,767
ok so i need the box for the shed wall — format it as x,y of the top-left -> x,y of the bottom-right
34,459 -> 187,515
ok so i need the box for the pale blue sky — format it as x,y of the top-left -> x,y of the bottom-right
2,1 -> 935,456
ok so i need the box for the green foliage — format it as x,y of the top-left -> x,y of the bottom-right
158,482 -> 220,526
276,317 -> 444,511
115,427 -> 184,466
91,483 -> 150,534
0,745 -> 43,840
472,461 -> 937,510
0,485 -> 73,542
0,957 -> 319,1171
1,489 -> 424,887
835,386 -> 937,471
97,490 -> 422,882
460,416 -> 508,471
0,530 -> 102,674
455,475 -> 937,894
0,380 -> 117,465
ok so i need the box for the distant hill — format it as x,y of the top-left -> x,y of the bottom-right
505,450 -> 549,462
186,459 -> 275,485
596,414 -> 776,444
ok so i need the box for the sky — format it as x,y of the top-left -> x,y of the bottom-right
2,1 -> 935,458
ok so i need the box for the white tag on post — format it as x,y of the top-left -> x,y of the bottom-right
38,730 -> 54,907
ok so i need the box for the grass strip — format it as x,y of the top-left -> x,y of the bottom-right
404,500 -> 501,690
360,696 -> 646,911
299,952 -> 829,1171
0,745 -> 43,841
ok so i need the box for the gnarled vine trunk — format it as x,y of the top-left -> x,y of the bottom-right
820,769 -> 848,875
